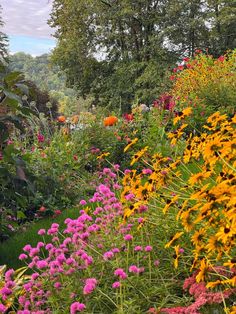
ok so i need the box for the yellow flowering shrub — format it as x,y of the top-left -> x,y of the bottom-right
171,50 -> 236,114
121,111 -> 236,297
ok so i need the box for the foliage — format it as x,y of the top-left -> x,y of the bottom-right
9,53 -> 77,114
49,0 -> 236,110
170,50 -> 236,130
0,5 -> 8,64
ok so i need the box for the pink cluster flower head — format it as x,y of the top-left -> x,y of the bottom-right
19,253 -> 28,260
134,245 -> 143,252
0,304 -> 7,313
145,245 -> 153,252
103,251 -> 114,261
83,278 -> 97,295
38,229 -> 46,236
142,168 -> 153,175
112,281 -> 121,289
79,200 -> 87,205
114,268 -> 127,280
124,234 -> 133,241
70,302 -> 86,313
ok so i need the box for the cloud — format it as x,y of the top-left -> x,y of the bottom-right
1,0 -> 54,39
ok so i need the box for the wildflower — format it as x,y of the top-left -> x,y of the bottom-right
70,302 -> 86,313
124,234 -> 133,241
145,246 -> 153,252
97,152 -> 110,160
38,229 -> 46,236
165,232 -> 184,248
124,138 -> 138,152
114,268 -> 127,279
0,304 -> 7,313
83,278 -> 97,295
103,116 -> 118,127
37,133 -> 45,143
19,253 -> 28,260
103,251 -> 114,261
112,281 -> 121,289
134,246 -> 143,252
130,146 -> 148,166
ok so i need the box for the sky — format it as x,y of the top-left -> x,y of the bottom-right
1,0 -> 56,56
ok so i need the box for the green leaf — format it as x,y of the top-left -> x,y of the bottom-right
16,210 -> 26,219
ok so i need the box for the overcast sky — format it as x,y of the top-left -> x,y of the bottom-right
1,0 -> 56,55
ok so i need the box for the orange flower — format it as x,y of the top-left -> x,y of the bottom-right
103,116 -> 118,126
57,115 -> 66,123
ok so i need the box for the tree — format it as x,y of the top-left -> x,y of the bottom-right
49,0 -> 177,109
0,5 -> 9,64
206,0 -> 236,56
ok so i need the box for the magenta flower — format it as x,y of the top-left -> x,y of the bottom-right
0,304 -> 7,313
38,229 -> 46,236
114,268 -> 127,280
70,302 -> 86,313
37,133 -> 45,143
19,253 -> 28,260
79,200 -> 87,205
124,234 -> 133,241
112,281 -> 121,289
145,245 -> 153,252
83,278 -> 97,295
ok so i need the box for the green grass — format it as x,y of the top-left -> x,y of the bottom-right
0,207 -> 80,269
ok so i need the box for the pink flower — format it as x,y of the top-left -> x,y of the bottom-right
114,268 -> 127,280
124,234 -> 133,241
103,251 -> 114,261
142,168 -> 153,175
154,260 -> 160,267
36,260 -> 48,269
0,304 -> 7,313
83,278 -> 97,295
19,253 -> 28,260
38,229 -> 46,236
54,282 -> 61,289
129,265 -> 139,273
70,302 -> 86,313
134,246 -> 143,252
145,245 -> 153,252
79,200 -> 87,205
112,281 -> 121,289
37,133 -> 45,143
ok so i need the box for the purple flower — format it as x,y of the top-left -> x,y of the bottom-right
83,278 -> 97,295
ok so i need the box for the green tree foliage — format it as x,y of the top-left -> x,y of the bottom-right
49,0 -> 236,110
0,5 -> 9,65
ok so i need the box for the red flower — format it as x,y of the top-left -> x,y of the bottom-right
39,206 -> 46,212
218,55 -> 225,62
123,113 -> 134,122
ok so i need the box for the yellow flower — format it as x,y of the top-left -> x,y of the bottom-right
196,259 -> 209,282
124,138 -> 138,152
97,152 -> 110,159
130,146 -> 148,166
165,232 -> 184,248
